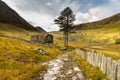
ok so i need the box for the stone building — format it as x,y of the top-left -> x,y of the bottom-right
31,34 -> 53,43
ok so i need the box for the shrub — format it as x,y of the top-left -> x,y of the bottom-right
115,38 -> 120,44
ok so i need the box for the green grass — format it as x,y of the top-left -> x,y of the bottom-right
74,54 -> 109,80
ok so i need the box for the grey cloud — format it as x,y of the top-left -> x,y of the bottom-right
2,0 -> 120,31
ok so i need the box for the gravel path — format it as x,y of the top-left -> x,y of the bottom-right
37,52 -> 85,80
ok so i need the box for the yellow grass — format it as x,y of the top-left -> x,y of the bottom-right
51,21 -> 120,60
0,23 -> 38,40
74,54 -> 109,80
0,37 -> 62,80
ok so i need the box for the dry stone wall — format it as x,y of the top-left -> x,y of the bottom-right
76,48 -> 120,80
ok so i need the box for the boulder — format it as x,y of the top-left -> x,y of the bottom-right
37,48 -> 49,55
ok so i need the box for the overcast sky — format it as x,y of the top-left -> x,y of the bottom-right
2,0 -> 120,32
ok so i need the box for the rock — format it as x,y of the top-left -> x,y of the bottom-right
86,51 -> 89,62
117,60 -> 120,80
98,53 -> 102,68
111,60 -> 117,80
63,58 -> 69,61
37,48 -> 49,55
94,53 -> 97,67
100,55 -> 107,74
72,76 -> 77,80
73,67 -> 81,72
77,73 -> 84,80
106,57 -> 112,79
66,69 -> 73,75
91,52 -> 94,66
76,49 -> 120,80
59,75 -> 66,78
42,52 -> 85,80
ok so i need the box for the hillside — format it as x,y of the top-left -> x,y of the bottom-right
0,0 -> 35,30
71,13 -> 120,44
0,0 -> 47,39
0,37 -> 62,79
36,26 -> 47,34
72,13 -> 120,30
51,12 -> 120,60
0,23 -> 36,40
0,0 -> 46,33
52,12 -> 120,44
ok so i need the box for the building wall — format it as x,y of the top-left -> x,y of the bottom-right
31,34 -> 53,43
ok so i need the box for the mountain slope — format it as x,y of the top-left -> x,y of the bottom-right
0,23 -> 36,40
0,0 -> 43,31
73,13 -> 120,30
0,0 -> 47,39
51,12 -> 120,45
36,26 -> 47,34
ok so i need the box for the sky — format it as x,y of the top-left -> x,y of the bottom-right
2,0 -> 120,32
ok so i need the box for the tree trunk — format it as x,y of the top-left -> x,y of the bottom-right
66,32 -> 68,48
66,16 -> 69,49
64,33 -> 67,49
64,16 -> 69,49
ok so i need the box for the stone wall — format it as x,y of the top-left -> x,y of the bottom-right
76,48 -> 120,80
31,34 -> 53,43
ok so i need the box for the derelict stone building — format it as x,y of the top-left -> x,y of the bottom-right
31,34 -> 53,43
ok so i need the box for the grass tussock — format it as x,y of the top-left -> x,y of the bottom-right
74,54 -> 109,80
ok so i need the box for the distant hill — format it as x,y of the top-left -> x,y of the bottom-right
72,13 -> 120,30
36,26 -> 47,34
51,12 -> 120,44
0,0 -> 45,32
71,13 -> 120,44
